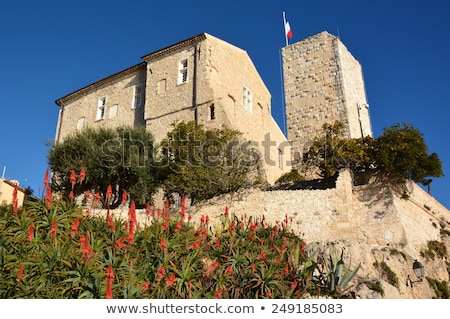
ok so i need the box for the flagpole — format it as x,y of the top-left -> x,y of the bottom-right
283,11 -> 288,47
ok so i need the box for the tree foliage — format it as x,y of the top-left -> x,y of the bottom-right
376,123 -> 443,184
303,121 -> 376,178
47,126 -> 159,208
160,121 -> 264,204
303,121 -> 443,186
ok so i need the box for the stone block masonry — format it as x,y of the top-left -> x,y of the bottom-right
185,169 -> 450,258
282,31 -> 372,166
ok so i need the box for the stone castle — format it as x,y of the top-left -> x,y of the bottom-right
55,31 -> 450,298
54,31 -> 371,184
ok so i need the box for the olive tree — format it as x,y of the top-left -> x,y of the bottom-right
47,126 -> 160,208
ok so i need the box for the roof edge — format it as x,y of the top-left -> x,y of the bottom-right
141,33 -> 208,61
55,62 -> 146,106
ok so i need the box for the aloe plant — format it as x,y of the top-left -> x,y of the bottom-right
325,249 -> 360,297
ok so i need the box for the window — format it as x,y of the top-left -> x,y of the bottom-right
243,87 -> 252,113
109,105 -> 118,118
178,59 -> 188,84
210,104 -> 215,120
77,117 -> 85,130
132,85 -> 143,108
96,97 -> 106,121
278,148 -> 283,168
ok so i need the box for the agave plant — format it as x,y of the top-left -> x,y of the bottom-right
321,249 -> 361,297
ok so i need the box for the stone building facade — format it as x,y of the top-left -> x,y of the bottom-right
55,33 -> 290,184
54,31 -> 372,184
282,31 -> 372,165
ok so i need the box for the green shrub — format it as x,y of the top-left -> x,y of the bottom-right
374,261 -> 399,289
426,277 -> 449,299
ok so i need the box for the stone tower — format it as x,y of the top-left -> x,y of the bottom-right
282,31 -> 372,165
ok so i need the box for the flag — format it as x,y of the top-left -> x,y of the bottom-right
284,19 -> 293,39
283,12 -> 293,46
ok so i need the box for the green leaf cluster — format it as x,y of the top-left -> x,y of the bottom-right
160,121 -> 264,204
304,121 -> 444,186
0,199 -> 359,298
48,126 -> 159,208
47,121 -> 265,207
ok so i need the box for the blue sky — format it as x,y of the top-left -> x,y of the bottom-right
1,0 -> 449,208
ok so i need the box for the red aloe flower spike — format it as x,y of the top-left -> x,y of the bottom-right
162,218 -> 169,231
69,190 -> 74,202
250,262 -> 256,272
43,167 -> 49,188
12,184 -> 18,214
156,266 -> 165,281
94,192 -> 101,204
180,205 -> 185,220
209,260 -> 219,273
106,264 -> 114,279
165,199 -> 169,210
280,244 -> 286,255
165,273 -> 175,287
284,263 -> 289,275
79,167 -> 85,184
17,263 -> 24,282
83,233 -> 94,262
224,206 -> 229,218
70,170 -> 76,190
258,251 -> 267,261
27,223 -> 34,242
106,185 -> 112,204
105,264 -> 114,299
215,237 -> 220,249
188,240 -> 201,250
225,265 -> 233,276
175,219 -> 183,232
141,282 -> 150,293
128,200 -> 136,223
291,278 -> 298,290
71,217 -> 79,238
214,289 -> 223,299
160,238 -> 167,251
145,202 -> 150,216
230,220 -> 236,233
114,236 -> 127,249
121,189 -> 128,205
50,219 -> 57,239
45,186 -> 52,207
107,209 -> 115,233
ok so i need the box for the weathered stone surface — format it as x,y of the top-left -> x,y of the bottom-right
282,31 -> 372,165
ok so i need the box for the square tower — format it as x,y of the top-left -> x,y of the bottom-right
282,31 -> 372,166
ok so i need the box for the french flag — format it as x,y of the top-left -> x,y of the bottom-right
284,13 -> 293,39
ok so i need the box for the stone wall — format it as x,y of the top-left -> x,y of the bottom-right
184,169 -> 449,258
96,169 -> 450,298
282,31 -> 372,164
55,66 -> 146,142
